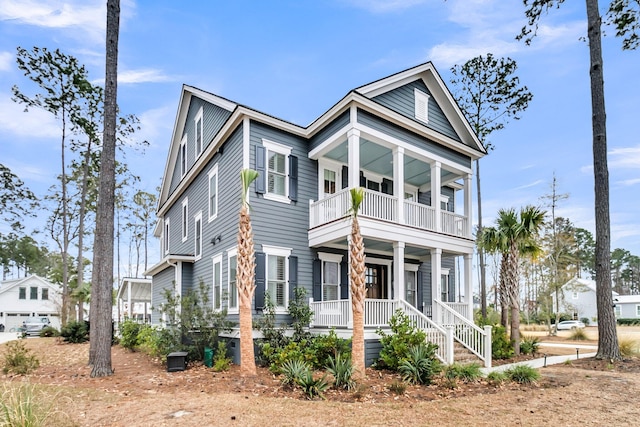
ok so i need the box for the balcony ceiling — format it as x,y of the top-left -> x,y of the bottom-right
325,139 -> 458,189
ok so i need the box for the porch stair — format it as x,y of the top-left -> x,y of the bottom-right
453,342 -> 481,364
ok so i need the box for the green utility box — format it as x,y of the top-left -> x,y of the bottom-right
204,347 -> 213,368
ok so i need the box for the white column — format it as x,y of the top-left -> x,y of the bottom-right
347,129 -> 360,188
464,254 -> 473,321
127,281 -> 132,318
431,248 -> 442,322
431,161 -> 441,232
393,147 -> 405,224
393,242 -> 405,301
464,173 -> 472,237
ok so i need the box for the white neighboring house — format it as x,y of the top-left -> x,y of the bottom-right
0,275 -> 61,331
116,277 -> 151,323
612,294 -> 640,319
556,277 -> 618,324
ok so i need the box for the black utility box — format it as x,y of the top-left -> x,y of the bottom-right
166,351 -> 188,372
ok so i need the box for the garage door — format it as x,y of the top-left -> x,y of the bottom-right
4,313 -> 31,331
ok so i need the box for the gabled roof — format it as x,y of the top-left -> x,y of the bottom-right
614,294 -> 640,304
157,62 -> 486,215
0,275 -> 59,295
117,277 -> 152,302
562,277 -> 620,296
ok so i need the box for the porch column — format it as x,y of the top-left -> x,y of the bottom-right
431,161 -> 441,232
464,173 -> 472,237
393,147 -> 405,224
431,248 -> 442,323
464,254 -> 473,321
393,242 -> 405,301
347,129 -> 360,188
127,282 -> 132,318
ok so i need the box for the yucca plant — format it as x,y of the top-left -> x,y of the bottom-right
444,363 -> 483,383
326,353 -> 356,390
398,343 -> 440,385
296,370 -> 329,400
519,335 -> 541,355
280,359 -> 310,388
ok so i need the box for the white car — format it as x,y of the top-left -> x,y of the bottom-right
556,320 -> 586,331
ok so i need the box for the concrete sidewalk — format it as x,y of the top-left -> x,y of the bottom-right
0,332 -> 21,345
482,342 -> 598,374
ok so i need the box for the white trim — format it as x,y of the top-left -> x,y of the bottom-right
262,245 -> 292,312
227,247 -> 238,314
194,211 -> 203,261
636,305 -> 640,317
180,135 -> 187,178
195,107 -> 204,158
318,252 -> 343,263
243,116 -> 250,170
414,88 -> 430,123
262,139 -> 292,204
164,217 -> 170,256
212,253 -> 223,311
181,197 -> 189,242
208,164 -> 219,222
319,252 -> 343,302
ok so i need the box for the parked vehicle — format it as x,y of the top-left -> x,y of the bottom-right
23,317 -> 51,336
556,320 -> 586,331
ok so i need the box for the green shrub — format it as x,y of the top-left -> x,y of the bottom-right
212,340 -> 232,372
39,326 -> 59,338
486,370 -> 507,385
288,287 -> 313,342
2,340 -> 40,375
569,328 -> 588,341
616,318 -> 640,326
619,337 -> 640,357
376,309 -> 427,370
398,343 -> 440,385
444,362 -> 483,383
309,330 -> 351,369
491,325 -> 514,360
505,365 -> 540,384
388,380 -> 407,395
281,359 -> 309,388
326,353 -> 356,390
0,384 -> 66,426
119,319 -> 143,350
580,317 -> 590,326
296,369 -> 329,400
60,320 -> 88,343
519,335 -> 541,355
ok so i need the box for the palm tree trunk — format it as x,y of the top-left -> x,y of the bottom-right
350,215 -> 366,378
499,254 -> 509,329
237,204 -> 256,376
508,242 -> 520,356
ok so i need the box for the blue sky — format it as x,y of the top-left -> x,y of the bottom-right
1,0 -> 639,272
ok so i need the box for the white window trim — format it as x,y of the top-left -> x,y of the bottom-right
615,304 -> 622,317
195,107 -> 204,158
181,197 -> 189,242
208,164 -> 219,222
212,253 -> 223,311
194,211 -> 203,261
262,245 -> 292,313
262,139 -> 291,204
405,264 -> 419,306
318,158 -> 343,196
180,135 -> 187,178
164,218 -> 170,255
414,88 -> 430,123
319,252 -> 343,302
636,305 -> 640,317
227,247 -> 238,314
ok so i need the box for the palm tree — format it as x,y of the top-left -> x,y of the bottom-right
479,206 -> 545,355
349,187 -> 366,378
237,169 -> 259,376
478,226 -> 510,329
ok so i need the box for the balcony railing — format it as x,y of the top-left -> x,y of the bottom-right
310,188 -> 470,238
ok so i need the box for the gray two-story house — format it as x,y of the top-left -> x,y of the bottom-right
145,62 -> 491,366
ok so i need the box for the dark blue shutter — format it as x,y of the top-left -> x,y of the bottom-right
289,155 -> 298,202
255,145 -> 266,194
289,255 -> 298,303
312,259 -> 322,301
382,178 -> 393,195
255,252 -> 266,310
340,260 -> 349,300
341,165 -> 348,189
359,171 -> 366,187
417,270 -> 424,312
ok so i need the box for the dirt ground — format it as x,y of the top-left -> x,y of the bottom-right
2,328 -> 640,427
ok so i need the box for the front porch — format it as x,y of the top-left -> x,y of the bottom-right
309,298 -> 492,367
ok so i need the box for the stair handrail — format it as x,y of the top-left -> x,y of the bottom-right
435,300 -> 490,366
398,300 -> 453,364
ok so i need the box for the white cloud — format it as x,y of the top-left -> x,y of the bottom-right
511,179 -> 545,191
617,178 -> 640,186
135,105 -> 174,148
91,68 -> 174,85
0,51 -> 12,71
610,145 -> 640,169
0,93 -> 60,138
343,0 -> 429,13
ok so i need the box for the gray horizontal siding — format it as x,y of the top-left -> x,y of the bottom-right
372,79 -> 461,142
357,109 -> 471,169
309,110 -> 350,152
151,267 -> 175,324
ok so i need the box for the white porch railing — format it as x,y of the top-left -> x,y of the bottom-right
309,298 -> 351,328
435,300 -> 492,367
444,302 -> 470,319
309,188 -> 470,238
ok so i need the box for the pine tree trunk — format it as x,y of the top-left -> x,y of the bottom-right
350,216 -> 366,378
585,0 -> 621,361
89,0 -> 119,377
237,204 -> 256,376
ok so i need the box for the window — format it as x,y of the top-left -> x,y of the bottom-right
195,108 -> 203,158
42,288 -> 48,300
323,169 -> 336,196
208,164 -> 218,221
228,249 -> 238,311
30,287 -> 38,300
263,140 -> 291,202
414,88 -> 430,123
212,254 -> 222,310
319,252 -> 342,301
181,198 -> 189,242
572,291 -> 579,300
441,269 -> 450,302
405,266 -> 419,307
194,211 -> 202,260
263,246 -> 291,309
19,287 -> 26,300
636,305 -> 640,317
164,218 -> 170,255
440,195 -> 450,211
180,135 -> 187,177
615,304 -> 622,317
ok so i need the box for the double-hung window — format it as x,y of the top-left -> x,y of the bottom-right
208,164 -> 218,221
405,265 -> 419,307
180,136 -> 187,178
18,287 -> 26,300
195,107 -> 203,158
263,246 -> 291,310
194,211 -> 202,260
30,287 -> 38,300
319,252 -> 342,301
259,139 -> 293,203
42,288 -> 49,300
181,198 -> 189,242
636,305 -> 640,317
212,254 -> 222,310
227,248 -> 238,312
